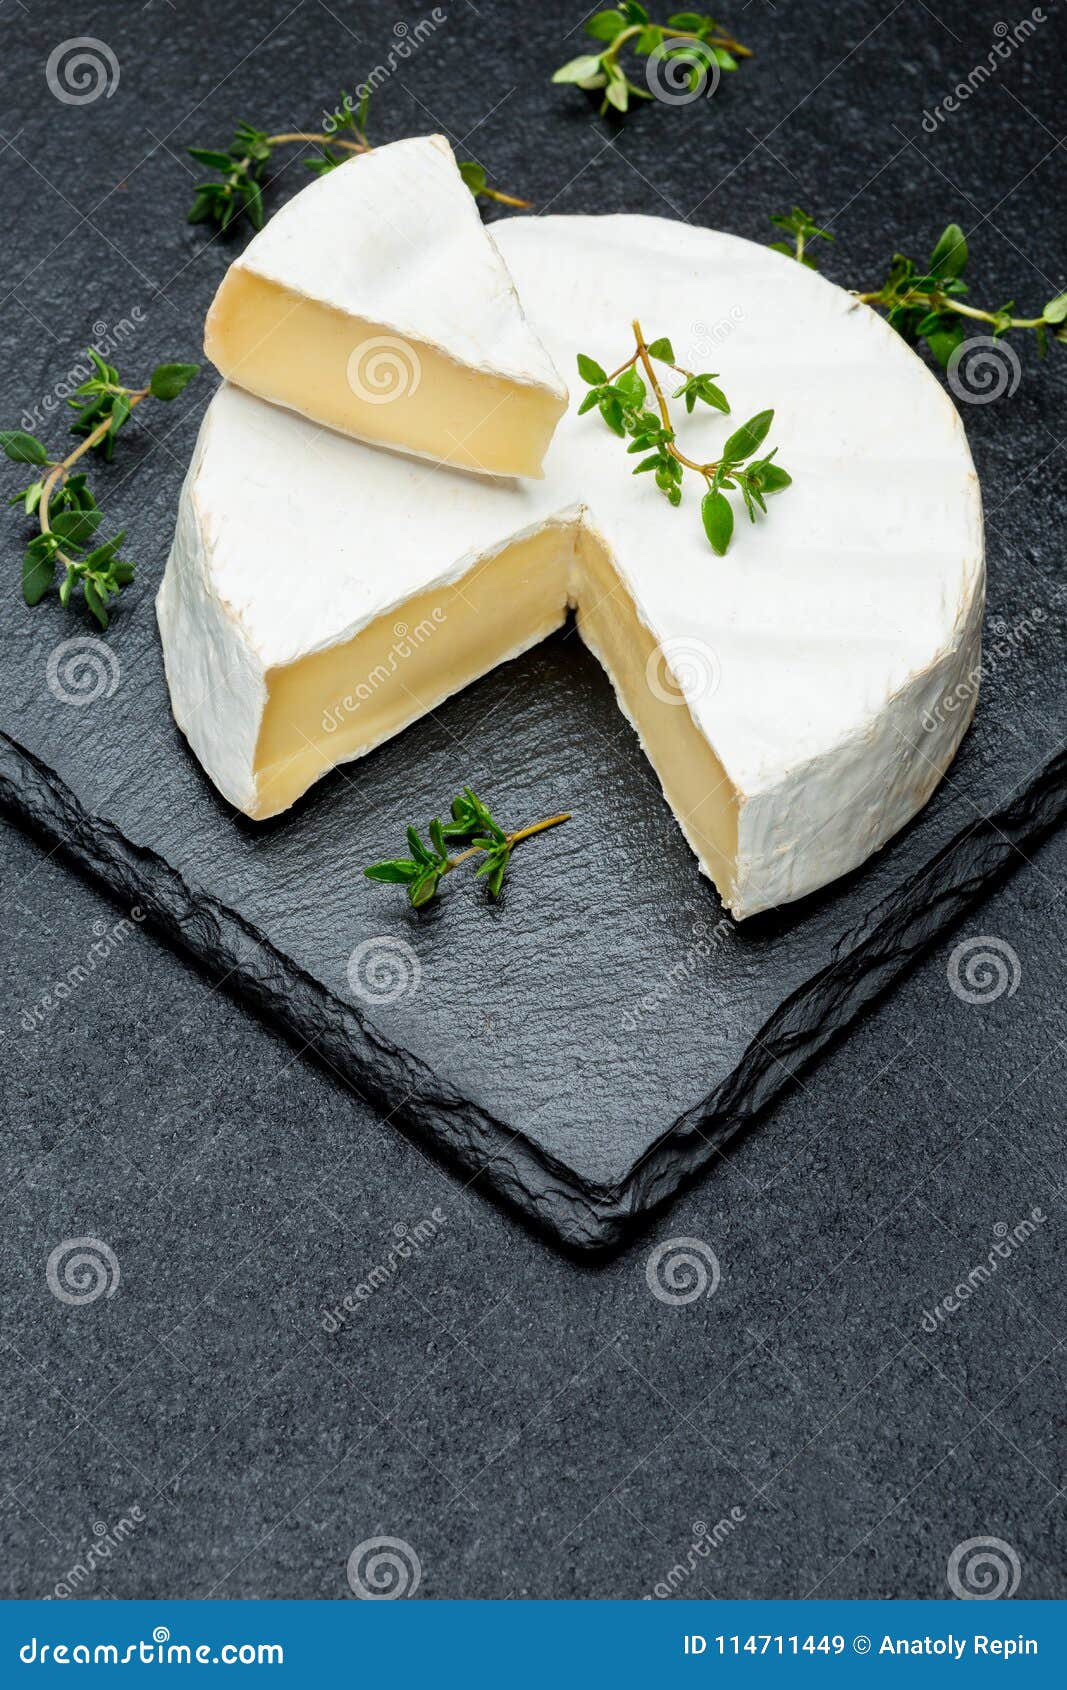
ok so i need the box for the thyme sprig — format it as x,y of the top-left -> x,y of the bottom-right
771,208 -> 1067,367
768,205 -> 834,271
2,353 -> 199,626
188,89 -> 529,234
364,788 -> 571,907
553,3 -> 749,116
577,322 -> 790,555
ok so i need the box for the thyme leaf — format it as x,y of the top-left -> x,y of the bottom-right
576,321 -> 791,555
554,4 -> 750,118
3,357 -> 199,626
364,788 -> 570,908
188,91 -> 529,234
770,207 -> 1067,366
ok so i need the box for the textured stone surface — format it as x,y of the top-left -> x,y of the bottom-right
3,724 -> 1065,1252
2,805 -> 1064,1599
0,0 -> 1065,1596
1,0 -> 1065,1247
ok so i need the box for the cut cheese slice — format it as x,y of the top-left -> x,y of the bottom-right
159,215 -> 984,918
204,135 -> 566,478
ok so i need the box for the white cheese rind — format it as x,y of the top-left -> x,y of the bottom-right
159,214 -> 984,917
202,134 -> 566,474
156,427 -> 266,815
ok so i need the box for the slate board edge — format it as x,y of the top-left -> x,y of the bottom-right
2,728 -> 1064,1255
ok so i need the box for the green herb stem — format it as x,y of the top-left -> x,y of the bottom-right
207,131 -> 368,222
854,289 -> 1047,331
770,208 -> 1067,366
602,22 -> 750,70
630,321 -> 738,484
263,129 -> 531,209
189,101 -> 531,232
4,353 -> 198,624
553,6 -> 750,117
363,789 -> 570,907
576,327 -> 791,555
631,320 -> 710,476
38,388 -> 148,573
266,131 -> 367,150
465,184 -> 533,210
609,319 -> 752,480
445,811 -> 572,871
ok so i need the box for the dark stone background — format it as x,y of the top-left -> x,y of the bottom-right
1,0 -> 1064,1599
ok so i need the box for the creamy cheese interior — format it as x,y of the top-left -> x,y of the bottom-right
253,528 -> 573,819
575,536 -> 739,899
205,271 -> 566,478
252,524 -> 740,901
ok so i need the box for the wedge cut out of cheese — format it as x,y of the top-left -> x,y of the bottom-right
160,215 -> 984,918
203,135 -> 567,478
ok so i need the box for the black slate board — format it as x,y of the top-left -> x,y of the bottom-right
2,0 -> 1065,1250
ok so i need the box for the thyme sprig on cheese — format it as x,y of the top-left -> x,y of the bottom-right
2,354 -> 198,627
364,788 -> 571,907
577,322 -> 791,556
771,207 -> 1067,366
188,90 -> 529,233
553,3 -> 749,116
